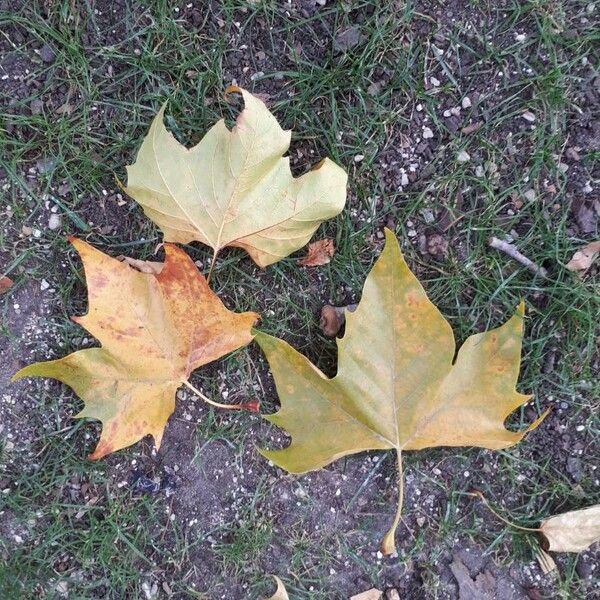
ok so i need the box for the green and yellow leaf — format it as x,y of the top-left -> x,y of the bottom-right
256,229 -> 547,554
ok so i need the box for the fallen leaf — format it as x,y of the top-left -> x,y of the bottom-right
265,576 -> 289,600
539,504 -> 600,552
0,275 -> 13,294
124,87 -> 347,267
256,229 -> 547,554
13,238 -> 258,459
535,547 -> 557,574
298,238 -> 335,267
350,589 -> 383,600
450,557 -> 496,600
565,240 -> 600,274
116,255 -> 164,274
319,303 -> 357,337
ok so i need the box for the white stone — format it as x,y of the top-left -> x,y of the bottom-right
457,150 -> 470,162
522,111 -> 536,122
48,214 -> 62,230
422,126 -> 434,139
462,96 -> 472,109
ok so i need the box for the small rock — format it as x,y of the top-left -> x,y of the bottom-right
48,214 -> 62,230
427,234 -> 449,259
354,154 -> 365,163
462,96 -> 472,109
30,98 -> 44,115
334,25 -> 361,52
422,126 -> 434,139
515,33 -> 527,42
457,150 -> 470,163
430,76 -> 441,87
522,111 -> 536,122
524,189 -> 536,202
36,157 -> 57,173
39,43 -> 56,64
566,457 -> 584,482
40,279 -> 50,291
386,590 -> 401,600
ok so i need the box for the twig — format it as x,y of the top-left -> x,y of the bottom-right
489,237 -> 548,278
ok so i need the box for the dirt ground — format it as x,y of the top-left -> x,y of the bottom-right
1,1 -> 599,599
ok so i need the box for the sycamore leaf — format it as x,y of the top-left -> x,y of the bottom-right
540,504 -> 600,552
265,576 -> 289,600
13,238 -> 258,459
123,87 -> 347,268
256,229 -> 547,554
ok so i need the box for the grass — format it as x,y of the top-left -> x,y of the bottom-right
1,0 -> 598,598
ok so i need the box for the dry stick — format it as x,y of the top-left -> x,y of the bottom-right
489,237 -> 548,278
468,490 -> 541,532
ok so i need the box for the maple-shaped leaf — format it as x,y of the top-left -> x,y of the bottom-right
255,229 -> 547,554
13,238 -> 258,459
123,87 -> 347,268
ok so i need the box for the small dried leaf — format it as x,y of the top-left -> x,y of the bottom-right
298,238 -> 335,267
535,547 -> 557,574
0,275 -> 13,294
350,589 -> 383,600
116,255 -> 164,274
265,576 -> 289,600
565,240 -> 600,275
540,504 -> 600,552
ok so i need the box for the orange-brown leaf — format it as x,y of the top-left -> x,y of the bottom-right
298,239 -> 335,267
14,239 -> 258,459
0,275 -> 13,294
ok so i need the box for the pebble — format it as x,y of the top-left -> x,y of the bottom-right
430,76 -> 441,87
354,154 -> 365,163
48,214 -> 62,230
39,43 -> 56,64
457,150 -> 470,162
522,111 -> 536,122
461,96 -> 472,109
422,126 -> 434,139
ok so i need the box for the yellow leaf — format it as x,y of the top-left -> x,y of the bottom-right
540,504 -> 600,552
256,229 -> 547,554
13,238 -> 258,459
265,576 -> 289,600
123,87 -> 347,267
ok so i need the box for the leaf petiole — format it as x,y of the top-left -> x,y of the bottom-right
381,448 -> 404,555
181,380 -> 259,412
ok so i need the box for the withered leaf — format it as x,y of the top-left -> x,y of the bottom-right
298,238 -> 335,267
540,504 -> 600,553
0,275 -> 13,294
256,229 -> 547,553
14,238 -> 258,459
565,240 -> 600,275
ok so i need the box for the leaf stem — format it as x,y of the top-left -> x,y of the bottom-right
181,380 -> 259,412
467,489 -> 541,532
206,249 -> 219,286
381,448 -> 404,555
